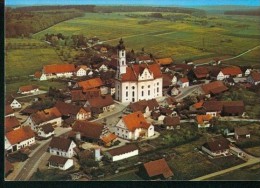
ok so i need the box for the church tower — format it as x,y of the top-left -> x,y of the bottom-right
117,38 -> 127,77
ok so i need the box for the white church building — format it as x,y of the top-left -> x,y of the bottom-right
115,39 -> 163,103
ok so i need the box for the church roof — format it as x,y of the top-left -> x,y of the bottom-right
121,63 -> 162,82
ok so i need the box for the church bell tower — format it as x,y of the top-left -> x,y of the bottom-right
116,38 -> 127,77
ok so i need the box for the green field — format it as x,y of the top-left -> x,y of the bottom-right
33,12 -> 260,62
105,171 -> 143,181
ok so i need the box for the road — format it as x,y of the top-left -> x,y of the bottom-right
11,102 -> 127,181
175,85 -> 201,100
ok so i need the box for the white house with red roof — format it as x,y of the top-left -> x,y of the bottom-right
114,39 -> 163,103
247,71 -> 260,85
42,64 -> 76,79
115,111 -> 154,140
5,126 -> 35,153
18,85 -> 39,95
177,77 -> 189,88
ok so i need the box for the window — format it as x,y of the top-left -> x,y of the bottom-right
141,86 -> 144,89
142,91 -> 144,96
126,86 -> 128,90
148,90 -> 150,95
157,87 -> 159,92
148,85 -> 150,88
122,52 -> 125,56
157,82 -> 159,85
132,91 -> 135,97
132,86 -> 135,90
122,60 -> 125,65
126,91 -> 128,97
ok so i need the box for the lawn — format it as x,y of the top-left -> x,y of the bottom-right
32,12 -> 260,63
5,47 -> 63,77
5,80 -> 67,96
244,146 -> 260,157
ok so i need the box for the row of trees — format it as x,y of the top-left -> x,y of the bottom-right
224,9 -> 260,16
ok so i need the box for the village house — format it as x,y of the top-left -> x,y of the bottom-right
104,144 -> 139,162
202,137 -> 230,157
202,101 -> 223,117
92,62 -> 109,72
34,71 -> 47,81
18,85 -> 39,95
5,105 -> 15,117
6,97 -> 22,109
221,101 -> 245,116
171,87 -> 179,96
115,111 -> 154,140
42,64 -> 76,79
163,116 -> 180,130
211,66 -> 242,80
71,120 -> 112,145
115,39 -> 163,103
24,107 -> 62,132
188,66 -> 209,80
155,57 -> 173,67
247,71 -> 260,85
139,158 -> 174,180
189,100 -> 204,111
136,55 -> 153,64
169,63 -> 193,75
129,99 -> 159,118
196,114 -> 213,128
75,65 -> 88,77
177,77 -> 189,88
199,81 -> 228,97
163,96 -> 178,108
5,126 -> 35,153
49,137 -> 77,158
55,101 -> 91,121
234,127 -> 250,140
84,95 -> 115,117
5,116 -> 21,133
162,73 -> 177,88
240,66 -> 252,77
48,155 -> 74,170
37,123 -> 55,138
74,77 -> 103,93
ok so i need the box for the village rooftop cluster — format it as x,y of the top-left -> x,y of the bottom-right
5,38 -> 260,180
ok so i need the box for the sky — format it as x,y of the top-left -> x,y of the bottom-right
5,0 -> 260,6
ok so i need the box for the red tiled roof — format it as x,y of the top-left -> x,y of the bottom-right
203,101 -> 223,112
40,123 -> 55,134
101,133 -> 117,144
163,116 -> 180,126
221,66 -> 242,76
19,85 -> 39,92
106,144 -> 138,156
143,158 -> 173,178
77,78 -> 103,92
34,71 -> 42,78
179,77 -> 189,83
49,137 -> 73,151
31,107 -> 62,125
71,89 -> 87,101
193,100 -> 204,109
122,111 -> 150,132
250,71 -> 260,82
201,81 -> 228,95
43,64 -> 76,74
155,58 -> 173,65
222,101 -> 245,114
129,99 -> 159,113
121,63 -> 162,82
193,67 -> 209,78
5,126 -> 35,145
48,155 -> 70,165
73,120 -> 104,140
5,116 -> 20,133
55,101 -> 81,116
203,138 -> 230,152
87,95 -> 114,108
196,114 -> 212,124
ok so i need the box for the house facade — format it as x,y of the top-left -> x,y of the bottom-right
24,107 -> 62,131
10,99 -> 22,109
5,126 -> 35,153
49,137 -> 77,158
114,39 -> 163,103
177,78 -> 189,88
37,123 -> 55,138
42,64 -> 76,79
18,85 -> 39,95
48,155 -> 74,170
105,144 -> 139,162
202,138 -> 230,157
115,111 -> 154,140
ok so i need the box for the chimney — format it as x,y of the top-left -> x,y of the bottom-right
94,148 -> 101,161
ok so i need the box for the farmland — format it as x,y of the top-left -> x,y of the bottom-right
33,12 -> 260,63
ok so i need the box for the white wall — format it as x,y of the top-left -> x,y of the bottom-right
111,149 -> 138,162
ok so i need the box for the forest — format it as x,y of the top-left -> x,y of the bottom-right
5,7 -> 88,38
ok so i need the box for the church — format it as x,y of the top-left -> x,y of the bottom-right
115,39 -> 163,103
